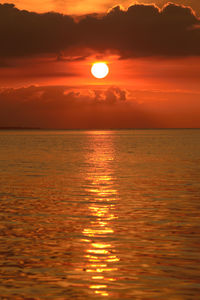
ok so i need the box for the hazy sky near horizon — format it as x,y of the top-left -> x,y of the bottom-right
0,1 -> 200,128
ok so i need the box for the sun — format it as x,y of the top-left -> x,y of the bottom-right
91,62 -> 109,79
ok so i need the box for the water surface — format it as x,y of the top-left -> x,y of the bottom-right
0,129 -> 200,299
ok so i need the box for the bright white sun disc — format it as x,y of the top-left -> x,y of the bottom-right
91,62 -> 109,79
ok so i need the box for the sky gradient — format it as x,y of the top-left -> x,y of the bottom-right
0,1 -> 200,128
3,0 -> 200,15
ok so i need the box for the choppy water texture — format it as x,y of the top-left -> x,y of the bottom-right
0,129 -> 200,299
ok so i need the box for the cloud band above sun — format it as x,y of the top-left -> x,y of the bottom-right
0,2 -> 200,58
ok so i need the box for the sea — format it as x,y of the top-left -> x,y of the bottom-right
0,129 -> 200,299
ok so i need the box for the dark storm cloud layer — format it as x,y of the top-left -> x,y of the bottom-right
0,2 -> 200,57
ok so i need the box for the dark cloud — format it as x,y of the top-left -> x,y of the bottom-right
82,3 -> 200,57
0,2 -> 200,58
0,3 -> 76,56
0,85 -> 199,128
0,85 -> 135,129
137,1 -> 200,15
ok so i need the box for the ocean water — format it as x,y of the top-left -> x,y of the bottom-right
0,129 -> 200,299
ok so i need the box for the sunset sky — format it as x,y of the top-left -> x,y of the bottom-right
0,1 -> 200,128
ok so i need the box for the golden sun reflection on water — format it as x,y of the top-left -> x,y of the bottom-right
81,134 -> 119,297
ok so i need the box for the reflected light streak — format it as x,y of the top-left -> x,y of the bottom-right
92,276 -> 104,280
95,291 -> 109,297
92,243 -> 111,248
82,133 -> 119,297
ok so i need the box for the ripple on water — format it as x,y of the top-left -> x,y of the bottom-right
0,129 -> 200,299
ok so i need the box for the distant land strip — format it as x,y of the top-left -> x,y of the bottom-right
0,127 -> 41,130
0,127 -> 200,130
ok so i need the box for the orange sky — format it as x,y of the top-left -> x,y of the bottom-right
4,0 -> 200,15
1,55 -> 200,92
0,1 -> 200,128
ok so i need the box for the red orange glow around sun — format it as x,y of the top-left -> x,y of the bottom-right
91,62 -> 109,78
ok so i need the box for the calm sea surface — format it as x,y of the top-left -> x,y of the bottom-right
0,129 -> 200,299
